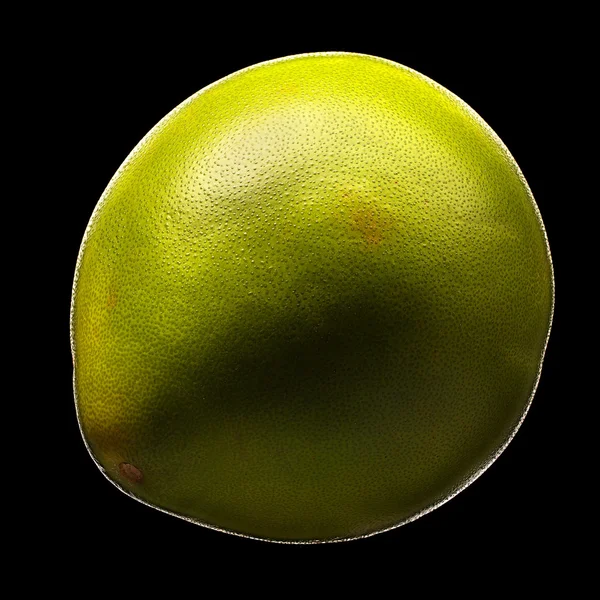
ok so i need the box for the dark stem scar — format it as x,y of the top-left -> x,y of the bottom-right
119,462 -> 143,483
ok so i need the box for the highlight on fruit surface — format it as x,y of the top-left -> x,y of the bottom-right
70,52 -> 554,543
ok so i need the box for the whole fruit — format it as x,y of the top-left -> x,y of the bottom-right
71,52 -> 554,543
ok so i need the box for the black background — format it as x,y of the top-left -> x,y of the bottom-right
42,16 -> 577,580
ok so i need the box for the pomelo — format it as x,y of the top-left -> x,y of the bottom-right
70,52 -> 554,543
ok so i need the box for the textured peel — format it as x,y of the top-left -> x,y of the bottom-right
71,52 -> 554,543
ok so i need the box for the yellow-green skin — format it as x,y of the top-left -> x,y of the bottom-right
71,52 -> 554,543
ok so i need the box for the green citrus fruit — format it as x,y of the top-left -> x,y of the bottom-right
70,52 -> 554,543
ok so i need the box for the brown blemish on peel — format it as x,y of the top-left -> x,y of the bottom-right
350,207 -> 386,246
338,188 -> 392,247
119,462 -> 143,483
279,82 -> 300,95
107,288 -> 118,309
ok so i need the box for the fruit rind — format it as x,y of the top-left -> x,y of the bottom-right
71,51 -> 554,543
